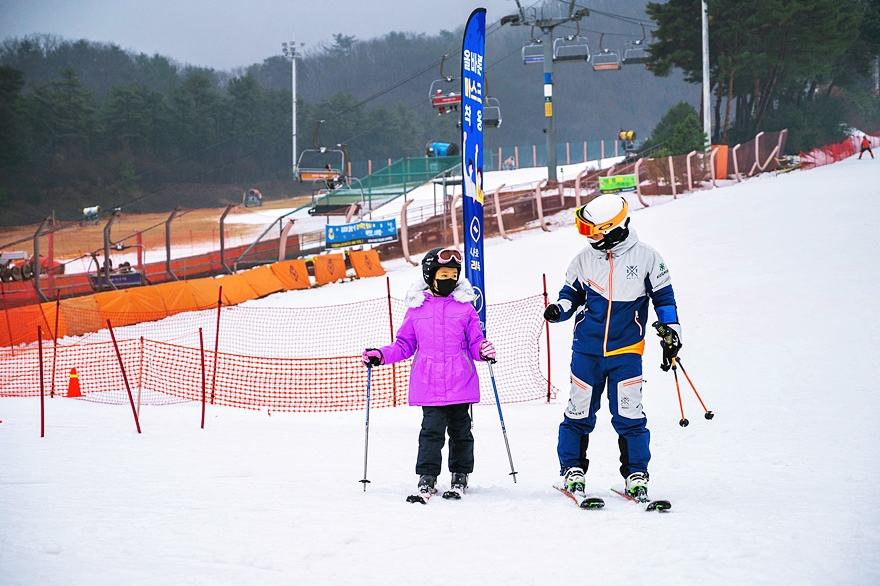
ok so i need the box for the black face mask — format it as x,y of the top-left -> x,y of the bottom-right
433,278 -> 457,297
590,219 -> 630,251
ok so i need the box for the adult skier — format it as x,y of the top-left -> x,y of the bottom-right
362,247 -> 495,501
544,194 -> 682,503
859,135 -> 874,160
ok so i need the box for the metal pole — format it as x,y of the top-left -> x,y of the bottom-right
542,27 -> 557,182
39,326 -> 44,437
219,205 -> 234,274
292,37 -> 297,177
165,208 -> 180,281
32,218 -> 51,302
103,211 -> 119,291
701,0 -> 711,144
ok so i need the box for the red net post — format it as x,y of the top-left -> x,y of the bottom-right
211,286 -> 222,404
107,319 -> 142,434
51,297 -> 60,398
38,326 -> 44,438
542,274 -> 551,402
386,276 -> 398,406
199,327 -> 206,429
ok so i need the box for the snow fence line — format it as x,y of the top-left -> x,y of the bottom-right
0,292 -> 558,413
799,130 -> 880,168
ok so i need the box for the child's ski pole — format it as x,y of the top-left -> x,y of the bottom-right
360,367 -> 372,491
486,360 -> 518,483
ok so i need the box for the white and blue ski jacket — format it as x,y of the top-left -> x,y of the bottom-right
555,229 -> 678,357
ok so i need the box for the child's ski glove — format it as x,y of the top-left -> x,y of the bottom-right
479,340 -> 496,362
362,348 -> 384,367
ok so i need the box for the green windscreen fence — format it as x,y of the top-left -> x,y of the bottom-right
306,156 -> 460,215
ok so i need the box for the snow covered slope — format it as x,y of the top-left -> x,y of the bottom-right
1,156 -> 878,585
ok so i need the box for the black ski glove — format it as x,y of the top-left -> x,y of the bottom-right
362,348 -> 384,367
544,304 -> 561,322
653,321 -> 682,372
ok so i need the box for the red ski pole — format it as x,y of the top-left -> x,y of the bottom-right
671,359 -> 688,427
675,359 -> 714,420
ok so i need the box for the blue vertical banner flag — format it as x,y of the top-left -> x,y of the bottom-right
461,8 -> 487,334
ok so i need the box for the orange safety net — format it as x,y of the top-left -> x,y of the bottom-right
313,253 -> 346,285
349,250 -> 385,278
0,294 -> 558,410
800,132 -> 879,169
2,254 -> 386,346
270,260 -> 311,290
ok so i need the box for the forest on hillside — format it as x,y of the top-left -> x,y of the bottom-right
0,0 -> 878,227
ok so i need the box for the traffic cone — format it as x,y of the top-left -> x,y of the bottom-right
67,368 -> 82,398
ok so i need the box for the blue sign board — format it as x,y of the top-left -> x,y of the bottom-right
461,8 -> 487,333
325,219 -> 398,249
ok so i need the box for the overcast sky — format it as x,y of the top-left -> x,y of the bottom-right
0,0 -> 521,70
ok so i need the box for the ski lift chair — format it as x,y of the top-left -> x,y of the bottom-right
484,97 -> 502,129
430,55 -> 461,115
522,28 -> 545,65
592,33 -> 621,71
296,121 -> 347,183
554,36 -> 590,62
522,41 -> 544,64
622,24 -> 649,65
553,19 -> 590,62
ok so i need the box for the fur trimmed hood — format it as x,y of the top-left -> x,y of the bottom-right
405,277 -> 476,308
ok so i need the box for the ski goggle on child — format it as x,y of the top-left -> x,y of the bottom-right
574,199 -> 629,237
437,247 -> 462,264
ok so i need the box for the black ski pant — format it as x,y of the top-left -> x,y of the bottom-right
416,403 -> 474,477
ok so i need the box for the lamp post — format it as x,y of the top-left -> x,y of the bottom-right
282,38 -> 305,178
701,0 -> 711,145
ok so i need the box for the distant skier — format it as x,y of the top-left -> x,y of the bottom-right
544,194 -> 682,503
362,247 -> 496,501
859,136 -> 874,159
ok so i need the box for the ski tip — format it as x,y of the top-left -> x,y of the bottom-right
580,498 -> 605,509
441,490 -> 463,500
406,494 -> 427,504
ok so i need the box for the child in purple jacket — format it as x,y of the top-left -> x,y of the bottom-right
362,247 -> 496,501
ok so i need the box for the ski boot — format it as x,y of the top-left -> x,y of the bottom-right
443,472 -> 468,500
625,472 -> 649,503
563,466 -> 586,495
406,475 -> 437,504
556,466 -> 604,509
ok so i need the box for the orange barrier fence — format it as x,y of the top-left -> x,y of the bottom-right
0,294 -> 557,410
800,132 -> 880,169
1,251 -> 386,347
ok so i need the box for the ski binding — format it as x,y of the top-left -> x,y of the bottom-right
610,487 -> 671,512
553,481 -> 605,509
406,487 -> 438,504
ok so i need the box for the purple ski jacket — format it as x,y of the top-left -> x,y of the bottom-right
379,278 -> 486,407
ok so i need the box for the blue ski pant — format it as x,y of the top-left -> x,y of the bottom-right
557,352 -> 650,479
